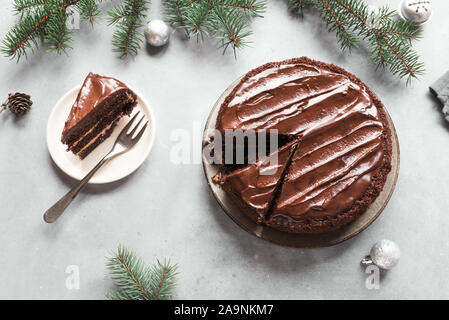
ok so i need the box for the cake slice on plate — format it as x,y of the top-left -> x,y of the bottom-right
61,73 -> 138,159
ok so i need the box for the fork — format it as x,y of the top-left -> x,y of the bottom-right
43,111 -> 149,223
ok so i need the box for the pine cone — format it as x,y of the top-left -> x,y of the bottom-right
1,92 -> 32,116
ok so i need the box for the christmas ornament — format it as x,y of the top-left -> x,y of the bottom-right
399,0 -> 433,24
0,93 -> 32,116
361,240 -> 401,270
144,20 -> 170,47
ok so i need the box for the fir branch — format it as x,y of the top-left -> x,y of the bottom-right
14,0 -> 52,15
336,0 -> 423,81
107,0 -> 150,58
214,6 -> 252,54
106,245 -> 152,300
308,0 -> 424,83
374,7 -> 421,42
43,7 -> 73,53
76,0 -> 101,25
1,0 -> 88,61
149,260 -> 178,300
288,0 -> 312,16
1,7 -> 53,60
2,0 -> 425,81
163,0 -> 266,53
313,0 -> 358,50
216,0 -> 266,17
106,245 -> 178,300
186,0 -> 214,36
162,0 -> 191,37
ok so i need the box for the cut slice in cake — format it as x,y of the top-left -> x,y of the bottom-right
213,140 -> 298,223
61,73 -> 138,159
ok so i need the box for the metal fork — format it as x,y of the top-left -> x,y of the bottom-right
43,111 -> 149,223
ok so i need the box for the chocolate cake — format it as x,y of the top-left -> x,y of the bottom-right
61,73 -> 138,159
213,57 -> 392,234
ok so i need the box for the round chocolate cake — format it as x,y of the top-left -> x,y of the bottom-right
213,57 -> 392,234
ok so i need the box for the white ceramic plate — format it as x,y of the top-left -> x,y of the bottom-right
47,85 -> 156,184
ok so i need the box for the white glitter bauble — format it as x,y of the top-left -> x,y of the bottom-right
370,240 -> 401,270
399,0 -> 433,24
144,20 -> 170,47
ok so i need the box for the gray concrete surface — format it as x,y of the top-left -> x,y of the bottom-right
0,0 -> 448,299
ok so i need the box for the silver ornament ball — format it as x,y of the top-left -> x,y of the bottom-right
369,240 -> 401,270
399,0 -> 433,24
144,20 -> 170,47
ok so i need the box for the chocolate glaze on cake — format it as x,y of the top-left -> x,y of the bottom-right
214,57 -> 392,234
214,140 -> 298,223
62,73 -> 137,159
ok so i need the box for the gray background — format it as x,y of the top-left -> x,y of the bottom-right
0,0 -> 447,299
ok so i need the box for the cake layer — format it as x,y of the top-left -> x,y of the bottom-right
214,57 -> 392,234
78,120 -> 119,159
68,100 -> 134,155
216,132 -> 296,172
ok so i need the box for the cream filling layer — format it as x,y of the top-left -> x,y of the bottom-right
70,120 -> 102,150
75,120 -> 117,155
69,108 -> 120,150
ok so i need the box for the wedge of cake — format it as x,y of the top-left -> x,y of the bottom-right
61,73 -> 138,159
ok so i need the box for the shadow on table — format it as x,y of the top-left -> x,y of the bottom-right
145,42 -> 170,57
41,153 -> 149,237
47,153 -> 136,195
202,181 -> 361,272
428,91 -> 449,132
0,109 -> 30,128
202,180 -> 394,289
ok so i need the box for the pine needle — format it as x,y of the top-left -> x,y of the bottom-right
163,0 -> 266,54
2,0 -> 425,82
299,0 -> 424,83
287,0 -> 312,16
106,245 -> 178,300
13,0 -> 52,15
77,0 -> 101,25
162,0 -> 191,37
1,0 -> 101,61
1,6 -> 52,61
107,0 -> 150,58
43,7 -> 73,54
